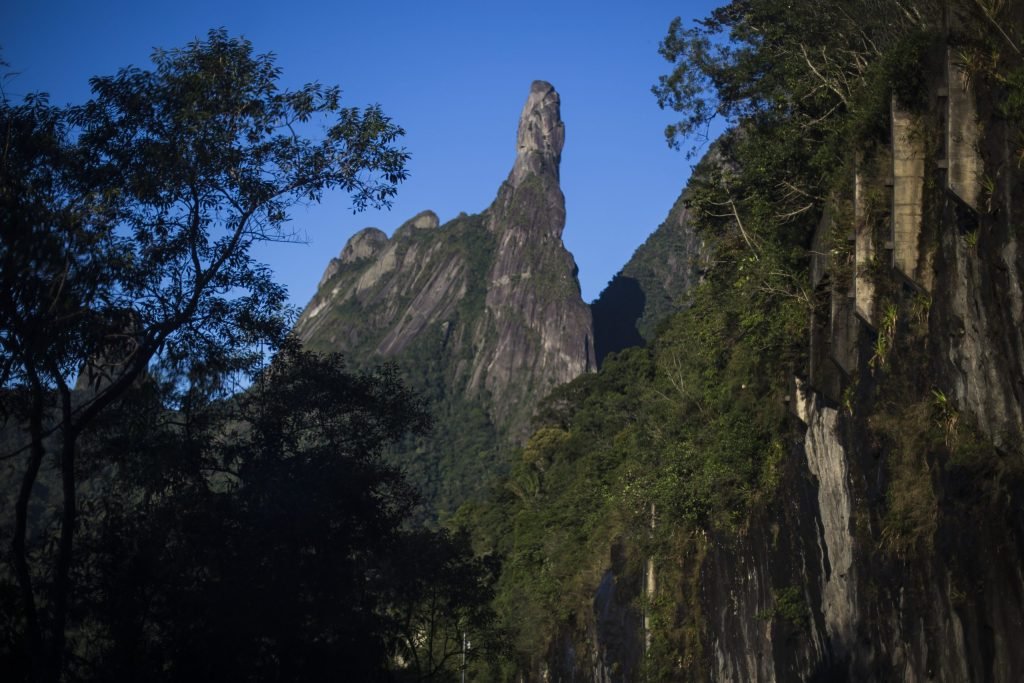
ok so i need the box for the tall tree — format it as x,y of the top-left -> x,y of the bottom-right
0,29 -> 408,680
652,0 -> 946,152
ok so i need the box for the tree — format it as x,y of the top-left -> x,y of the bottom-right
0,29 -> 408,680
61,345 -> 499,681
652,0 -> 945,154
387,528 -> 503,681
77,345 -> 430,680
647,1 -> 963,320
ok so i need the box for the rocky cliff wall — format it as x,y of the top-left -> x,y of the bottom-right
471,82 -> 594,436
538,39 -> 1024,683
294,82 -> 594,511
691,56 -> 1024,678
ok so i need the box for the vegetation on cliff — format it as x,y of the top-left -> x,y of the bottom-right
4,1 -> 1024,680
296,82 -> 594,521
461,0 -> 1024,678
298,210 -> 512,519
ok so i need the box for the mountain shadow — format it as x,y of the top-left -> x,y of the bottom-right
591,274 -> 646,367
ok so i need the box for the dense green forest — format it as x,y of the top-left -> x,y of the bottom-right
3,0 -> 1024,680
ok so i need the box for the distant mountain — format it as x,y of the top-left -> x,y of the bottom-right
295,81 -> 594,515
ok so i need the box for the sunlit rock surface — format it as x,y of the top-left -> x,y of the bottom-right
294,82 -> 594,509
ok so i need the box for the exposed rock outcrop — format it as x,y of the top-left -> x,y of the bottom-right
294,82 -> 594,511
471,81 -> 594,432
534,38 -> 1024,683
510,81 -> 564,187
684,54 -> 1024,676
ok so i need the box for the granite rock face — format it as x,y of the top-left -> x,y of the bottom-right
510,81 -> 565,187
340,227 -> 388,264
294,82 -> 594,510
685,60 -> 1024,680
472,80 -> 594,434
313,227 -> 389,289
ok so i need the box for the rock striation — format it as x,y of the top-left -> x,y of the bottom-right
294,81 -> 594,512
471,81 -> 594,432
510,81 -> 564,187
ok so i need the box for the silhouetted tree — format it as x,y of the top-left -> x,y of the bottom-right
72,346 -> 499,681
1,29 -> 408,680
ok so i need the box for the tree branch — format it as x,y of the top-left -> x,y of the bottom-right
12,366 -> 49,681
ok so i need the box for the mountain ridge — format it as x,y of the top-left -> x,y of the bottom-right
294,81 -> 594,513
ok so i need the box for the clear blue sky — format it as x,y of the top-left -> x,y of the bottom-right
3,0 -> 722,305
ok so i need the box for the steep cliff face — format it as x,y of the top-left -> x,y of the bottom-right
689,60 -> 1024,679
696,380 -> 1024,682
472,81 -> 595,434
295,81 -> 594,511
513,40 -> 1024,683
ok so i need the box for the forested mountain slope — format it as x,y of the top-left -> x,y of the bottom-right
459,2 -> 1024,680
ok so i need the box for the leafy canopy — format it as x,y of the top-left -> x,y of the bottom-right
1,29 -> 409,681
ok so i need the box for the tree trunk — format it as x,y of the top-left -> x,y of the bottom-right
50,383 -> 78,677
12,383 -> 50,681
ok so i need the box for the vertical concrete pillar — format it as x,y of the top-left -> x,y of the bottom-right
891,99 -> 927,287
945,47 -> 983,211
854,165 -> 876,325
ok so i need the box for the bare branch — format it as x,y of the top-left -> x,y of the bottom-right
799,44 -> 850,106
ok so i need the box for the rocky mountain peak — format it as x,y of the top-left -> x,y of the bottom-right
311,227 -> 389,290
394,210 -> 440,238
340,227 -> 388,264
474,81 -> 594,435
295,81 -> 594,510
510,80 -> 564,187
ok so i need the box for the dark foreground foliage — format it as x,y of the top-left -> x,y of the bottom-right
1,30 -> 501,682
